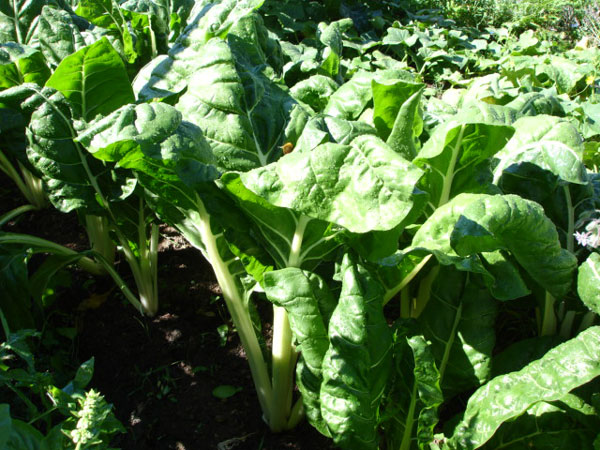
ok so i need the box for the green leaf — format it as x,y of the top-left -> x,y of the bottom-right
0,405 -> 11,449
0,44 -> 50,90
578,253 -> 600,315
418,267 -> 497,396
0,246 -> 35,333
372,78 -> 423,142
482,397 -> 599,449
320,253 -> 393,449
382,323 -> 443,450
29,6 -> 89,69
323,70 -> 374,120
134,0 -> 265,101
22,86 -> 126,215
450,326 -> 600,450
0,0 -> 44,44
221,173 -> 340,270
263,268 -> 335,436
240,136 -> 423,233
212,384 -> 242,399
290,75 -> 339,112
175,38 -> 294,171
450,194 -> 577,299
45,37 -> 134,122
493,116 -> 587,186
415,112 -> 514,207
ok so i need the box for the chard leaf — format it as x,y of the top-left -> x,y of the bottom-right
493,116 -> 587,186
450,194 -> 577,299
415,113 -> 514,207
418,267 -> 497,396
385,87 -> 424,161
372,77 -> 423,141
295,115 -> 377,153
263,268 -> 336,436
320,253 -> 393,449
221,173 -> 340,270
450,326 -> 600,450
29,6 -> 89,69
134,0 -> 264,101
383,324 -> 443,450
323,70 -> 374,120
240,135 -> 423,233
75,0 -> 139,63
0,0 -> 43,44
0,43 -> 50,90
290,75 -> 339,112
175,37 -> 293,171
22,86 -> 130,214
578,253 -> 600,315
45,37 -> 134,122
481,396 -> 600,449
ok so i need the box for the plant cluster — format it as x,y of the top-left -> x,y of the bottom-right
1,0 -> 600,449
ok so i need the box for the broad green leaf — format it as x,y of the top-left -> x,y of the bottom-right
506,92 -> 564,118
29,6 -> 89,69
386,87 -> 424,161
176,38 -> 293,171
415,112 -> 514,207
295,115 -> 377,153
75,0 -> 138,63
320,253 -> 393,449
450,326 -> 600,450
493,116 -> 587,186
418,267 -> 497,396
134,0 -> 265,101
6,418 -> 45,450
240,135 -> 423,233
480,250 -> 530,301
0,0 -> 44,44
578,253 -> 600,315
536,56 -> 589,94
382,323 -> 443,450
372,78 -> 423,142
0,44 -> 50,90
450,194 -> 578,299
45,38 -> 134,122
323,70 -> 374,120
290,75 -> 339,112
317,19 -> 351,79
263,268 -> 336,436
221,173 -> 340,270
23,86 -> 109,214
482,397 -> 599,449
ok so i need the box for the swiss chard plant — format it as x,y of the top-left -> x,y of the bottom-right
1,0 -> 600,448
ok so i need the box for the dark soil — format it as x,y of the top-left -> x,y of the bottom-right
1,179 -> 335,450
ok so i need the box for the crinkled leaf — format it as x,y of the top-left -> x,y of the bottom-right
0,0 -> 44,44
418,267 -> 497,396
290,75 -> 339,112
450,194 -> 577,299
221,172 -> 340,270
578,253 -> 600,315
240,135 -> 423,233
450,326 -> 600,450
263,268 -> 336,436
320,253 -> 393,449
493,116 -> 587,186
415,112 -> 514,207
29,6 -> 89,69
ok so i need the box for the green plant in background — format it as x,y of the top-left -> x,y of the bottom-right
0,317 -> 124,449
